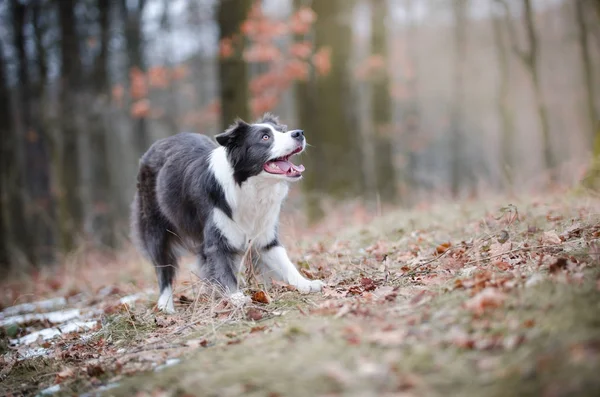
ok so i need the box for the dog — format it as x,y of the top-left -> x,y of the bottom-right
131,113 -> 324,313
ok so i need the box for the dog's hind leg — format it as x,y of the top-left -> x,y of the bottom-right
132,166 -> 179,313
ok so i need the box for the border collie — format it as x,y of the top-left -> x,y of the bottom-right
131,114 -> 324,313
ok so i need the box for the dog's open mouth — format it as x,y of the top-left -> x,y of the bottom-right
264,147 -> 305,177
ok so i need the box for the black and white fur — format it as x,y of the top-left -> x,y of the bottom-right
131,114 -> 323,313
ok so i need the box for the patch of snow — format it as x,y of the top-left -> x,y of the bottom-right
1,297 -> 67,317
154,358 -> 181,372
0,308 -> 81,327
119,293 -> 145,305
17,346 -> 49,360
37,384 -> 61,395
10,320 -> 98,345
525,273 -> 545,288
460,266 -> 478,277
80,382 -> 120,397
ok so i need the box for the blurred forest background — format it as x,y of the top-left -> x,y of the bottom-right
0,0 -> 599,271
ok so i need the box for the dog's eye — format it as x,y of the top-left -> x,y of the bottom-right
262,134 -> 270,141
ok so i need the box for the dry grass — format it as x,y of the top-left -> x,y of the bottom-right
2,192 -> 600,396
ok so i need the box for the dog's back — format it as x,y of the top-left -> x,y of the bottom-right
131,133 -> 216,308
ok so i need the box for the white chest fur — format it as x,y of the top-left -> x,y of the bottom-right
209,146 -> 289,250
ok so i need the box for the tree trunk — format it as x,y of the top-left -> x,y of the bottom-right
580,0 -> 600,189
370,0 -> 397,202
305,0 -> 362,201
9,0 -> 36,265
497,0 -> 554,184
575,0 -> 598,143
450,0 -> 468,198
29,1 -> 55,264
88,0 -> 116,249
491,1 -> 515,190
403,0 -> 420,201
121,0 -> 151,157
57,0 -> 84,252
0,40 -> 13,269
217,0 -> 252,128
293,0 -> 322,221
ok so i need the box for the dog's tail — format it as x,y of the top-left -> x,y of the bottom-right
131,164 -> 177,293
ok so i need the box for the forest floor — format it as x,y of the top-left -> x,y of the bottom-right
1,193 -> 600,397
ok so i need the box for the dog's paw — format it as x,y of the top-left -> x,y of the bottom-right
296,279 -> 325,294
228,292 -> 251,307
157,288 -> 176,314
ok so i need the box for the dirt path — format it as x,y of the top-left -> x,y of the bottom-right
1,195 -> 600,396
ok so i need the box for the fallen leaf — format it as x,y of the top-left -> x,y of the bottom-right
436,242 -> 452,254
464,288 -> 506,315
542,230 -> 562,245
549,257 -> 568,273
368,329 -> 406,347
246,308 -> 263,321
179,295 -> 193,305
250,326 -> 267,333
493,261 -> 511,271
360,277 -> 377,291
497,230 -> 510,244
55,367 -> 75,382
86,364 -> 104,377
251,290 -> 271,304
185,339 -> 208,348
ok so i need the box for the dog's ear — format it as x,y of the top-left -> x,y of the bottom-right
258,112 -> 280,126
215,119 -> 249,147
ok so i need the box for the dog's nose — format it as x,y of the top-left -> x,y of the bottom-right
291,130 -> 304,141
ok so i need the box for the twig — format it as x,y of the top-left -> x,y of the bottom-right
463,244 -> 556,266
400,248 -> 452,278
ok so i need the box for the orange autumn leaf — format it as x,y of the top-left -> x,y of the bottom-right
130,99 -> 150,118
251,290 -> 271,304
129,67 -> 147,100
171,65 -> 189,81
312,47 -> 331,76
435,242 -> 452,254
250,93 -> 278,117
243,43 -> 281,63
219,38 -> 234,59
250,71 -> 281,95
111,84 -> 124,105
290,7 -> 317,35
464,288 -> 506,315
289,41 -> 313,59
148,66 -> 170,88
284,59 -> 309,81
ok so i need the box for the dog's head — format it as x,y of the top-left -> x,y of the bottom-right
215,113 -> 306,184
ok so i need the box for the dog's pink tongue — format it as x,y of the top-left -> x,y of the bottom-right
273,160 -> 292,172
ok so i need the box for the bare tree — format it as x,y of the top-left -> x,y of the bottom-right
402,0 -> 420,200
217,0 -> 252,129
121,0 -> 150,157
305,0 -> 362,201
575,0 -> 597,143
28,0 -> 55,263
292,0 -> 322,219
370,0 -> 396,202
56,0 -> 84,252
581,0 -> 600,189
450,0 -> 468,197
88,0 -> 116,248
0,40 -> 12,268
491,0 -> 515,190
497,0 -> 555,183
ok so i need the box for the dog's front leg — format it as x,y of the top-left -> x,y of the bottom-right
202,225 -> 250,306
261,245 -> 324,293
